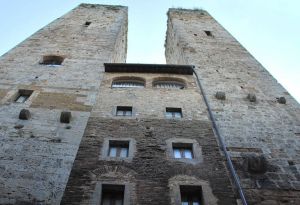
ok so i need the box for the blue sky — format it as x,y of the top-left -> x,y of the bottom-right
0,0 -> 299,102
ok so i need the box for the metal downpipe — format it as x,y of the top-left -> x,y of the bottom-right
192,67 -> 248,205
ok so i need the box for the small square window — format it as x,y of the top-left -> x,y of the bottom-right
180,185 -> 202,205
204,30 -> 213,37
173,143 -> 193,159
166,107 -> 182,119
116,106 -> 132,117
108,141 -> 129,158
101,184 -> 124,205
15,90 -> 33,103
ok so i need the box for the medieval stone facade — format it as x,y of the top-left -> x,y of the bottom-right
0,3 -> 299,205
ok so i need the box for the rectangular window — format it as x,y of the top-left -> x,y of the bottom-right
173,143 -> 193,159
15,90 -> 33,103
180,185 -> 202,205
101,184 -> 124,205
108,141 -> 129,158
166,107 -> 182,119
116,106 -> 132,117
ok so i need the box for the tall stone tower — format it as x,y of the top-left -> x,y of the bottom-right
0,4 -> 127,204
0,3 -> 299,205
165,9 -> 300,205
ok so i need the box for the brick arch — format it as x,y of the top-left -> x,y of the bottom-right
111,76 -> 146,85
90,165 -> 137,181
152,77 -> 187,88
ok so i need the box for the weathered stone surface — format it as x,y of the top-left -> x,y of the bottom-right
166,8 -> 300,204
0,4 -> 127,204
243,154 -> 268,174
62,119 -> 237,204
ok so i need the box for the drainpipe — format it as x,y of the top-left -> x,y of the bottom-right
192,66 -> 248,205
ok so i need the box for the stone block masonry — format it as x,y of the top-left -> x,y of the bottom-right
0,4 -> 127,204
166,8 -> 300,204
62,118 -> 237,205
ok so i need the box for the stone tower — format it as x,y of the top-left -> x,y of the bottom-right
0,3 -> 299,205
165,9 -> 300,205
0,4 -> 127,204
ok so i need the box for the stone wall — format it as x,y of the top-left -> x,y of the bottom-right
62,118 -> 237,205
0,4 -> 127,204
166,8 -> 300,205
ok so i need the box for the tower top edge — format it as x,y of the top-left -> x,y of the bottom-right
168,8 -> 209,16
78,3 -> 127,10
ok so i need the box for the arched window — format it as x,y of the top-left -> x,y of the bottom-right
153,78 -> 186,89
111,77 -> 145,88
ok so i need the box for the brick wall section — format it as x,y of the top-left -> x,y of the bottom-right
0,4 -> 127,204
62,118 -> 237,205
166,9 -> 300,204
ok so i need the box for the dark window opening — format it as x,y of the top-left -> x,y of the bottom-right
40,55 -> 64,66
101,184 -> 124,205
180,185 -> 202,205
15,90 -> 33,103
108,140 -> 129,158
204,30 -> 212,37
173,143 -> 193,159
85,21 -> 91,26
116,106 -> 132,116
165,107 -> 182,118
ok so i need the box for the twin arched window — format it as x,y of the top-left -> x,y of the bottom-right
111,77 -> 186,89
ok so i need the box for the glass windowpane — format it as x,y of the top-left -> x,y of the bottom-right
184,149 -> 193,159
16,95 -> 27,103
120,148 -> 128,158
125,111 -> 132,116
115,199 -> 123,205
109,147 -> 117,157
174,148 -> 181,158
174,112 -> 182,118
181,202 -> 189,205
165,112 -> 172,118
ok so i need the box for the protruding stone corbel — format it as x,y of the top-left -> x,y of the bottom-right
19,109 -> 31,120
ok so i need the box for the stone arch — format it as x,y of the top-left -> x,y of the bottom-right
111,76 -> 146,88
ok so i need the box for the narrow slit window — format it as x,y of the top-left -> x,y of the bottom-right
165,107 -> 182,119
101,184 -> 125,205
173,143 -> 193,159
180,185 -> 202,205
108,140 -> 129,158
15,90 -> 33,103
116,106 -> 132,117
204,30 -> 212,37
